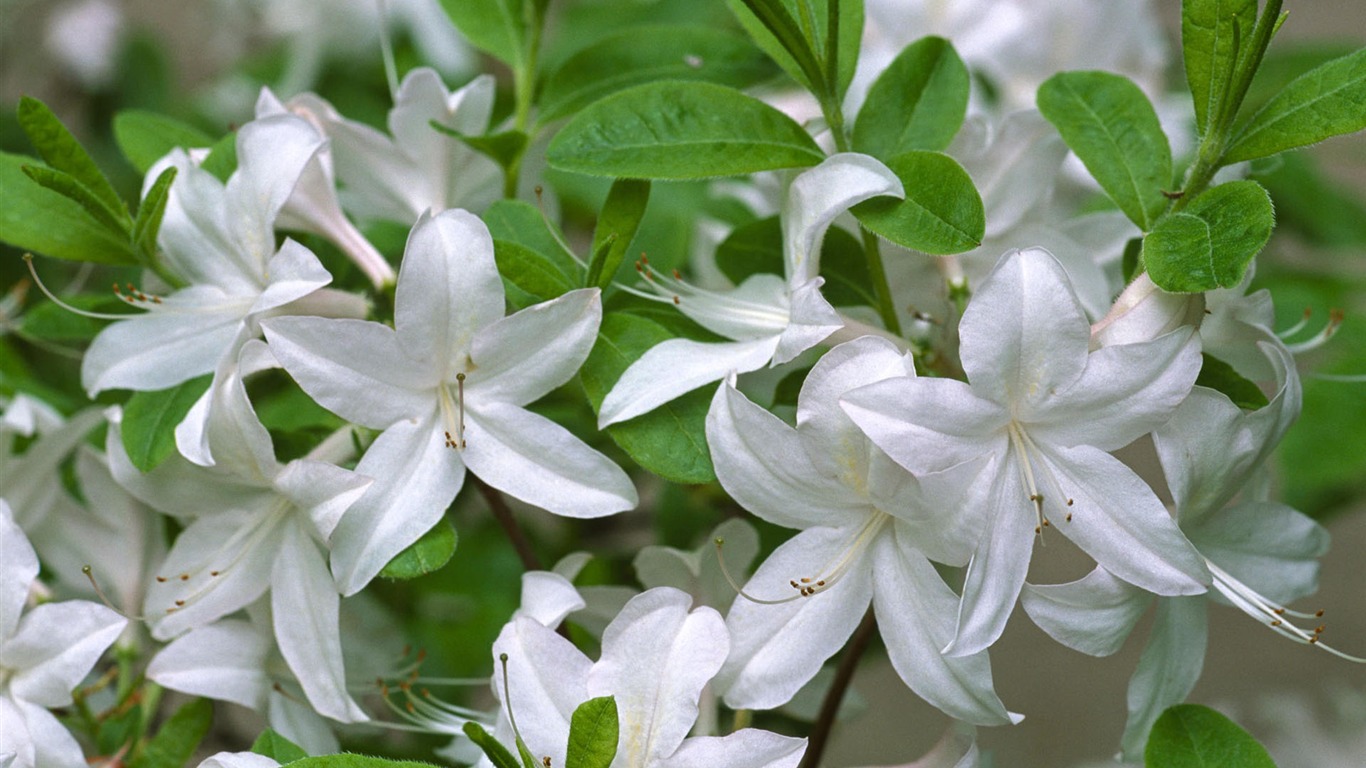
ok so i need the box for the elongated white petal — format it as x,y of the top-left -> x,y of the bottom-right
269,688 -> 341,755
198,752 -> 281,768
263,316 -> 436,429
1120,597 -> 1208,761
841,377 -> 1007,474
470,289 -> 601,406
0,408 -> 104,524
147,620 -> 271,710
274,459 -> 373,541
1189,501 -> 1327,605
773,279 -> 843,364
662,730 -> 806,768
796,336 -> 913,481
590,588 -> 727,766
272,521 -> 366,723
201,352 -> 282,483
4,601 -> 126,707
6,698 -> 88,768
82,300 -> 245,395
1,501 -> 39,639
492,616 -> 591,767
958,248 -> 1089,408
672,273 -> 790,341
157,152 -> 263,292
1021,567 -> 1152,657
229,114 -> 325,273
463,401 -> 636,518
519,571 -> 586,628
783,153 -> 903,284
598,336 -> 780,428
873,529 -> 1021,725
720,526 -> 874,710
250,239 -> 334,315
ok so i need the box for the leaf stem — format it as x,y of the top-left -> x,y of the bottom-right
860,228 -> 902,337
799,608 -> 876,768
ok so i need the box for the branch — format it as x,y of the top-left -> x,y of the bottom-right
799,608 -> 877,768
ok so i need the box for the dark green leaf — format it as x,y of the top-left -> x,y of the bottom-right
0,153 -> 138,265
1225,48 -> 1366,163
18,297 -> 113,342
379,519 -> 458,580
818,226 -> 873,308
851,151 -> 984,254
1121,236 -> 1144,283
252,729 -> 309,762
20,164 -> 129,236
566,696 -> 619,768
588,179 -> 651,289
715,216 -> 871,307
547,81 -> 825,180
484,200 -> 580,271
113,110 -> 214,174
1143,180 -> 1274,293
494,239 -> 580,309
539,26 -> 774,124
438,0 -> 527,69
200,132 -> 238,183
1197,353 -> 1270,410
724,0 -> 826,95
133,166 -> 177,262
463,722 -> 521,768
853,36 -> 970,155
1144,704 -> 1277,767
17,96 -> 129,226
129,698 -> 212,768
121,375 -> 213,472
1037,71 -> 1172,231
581,313 -> 715,484
1182,0 -> 1258,136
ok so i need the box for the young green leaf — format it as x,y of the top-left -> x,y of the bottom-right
495,240 -> 580,309
484,199 -> 581,271
724,0 -> 828,96
547,81 -> 825,179
133,166 -> 178,262
121,375 -> 213,472
17,96 -> 129,227
252,728 -> 309,763
566,696 -> 619,768
0,153 -> 138,265
200,132 -> 239,183
20,164 -> 130,236
463,722 -> 522,768
1037,71 -> 1173,231
1182,0 -> 1259,137
113,110 -> 214,174
1196,354 -> 1271,410
128,698 -> 213,768
539,26 -> 774,124
1224,48 -> 1366,164
379,518 -> 457,580
853,36 -> 970,156
1144,704 -> 1277,768
588,179 -> 651,290
851,151 -> 984,255
437,0 -> 528,70
1142,180 -> 1274,293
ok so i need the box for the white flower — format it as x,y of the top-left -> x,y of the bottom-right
263,209 -> 637,595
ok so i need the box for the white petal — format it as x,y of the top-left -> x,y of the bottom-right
157,153 -> 261,292
841,377 -> 1007,474
228,114 -> 325,271
598,336 -> 780,428
462,402 -> 636,518
146,513 -> 282,639
4,601 -> 126,707
1120,597 -> 1208,761
10,698 -> 88,768
82,303 -> 244,395
796,335 -> 914,473
518,571 -> 586,628
200,352 -> 282,481
772,279 -> 843,364
274,459 -> 372,542
268,688 -> 340,756
470,289 -> 601,406
1021,567 -> 1153,657
492,616 -> 591,767
250,239 -> 334,315
147,620 -> 271,710
0,501 -> 38,639
1190,501 -> 1327,605
198,752 -> 281,768
662,730 -> 806,768
783,153 -> 902,284
589,588 -> 727,766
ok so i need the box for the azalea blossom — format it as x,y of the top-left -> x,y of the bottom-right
842,247 -> 1210,657
263,209 -> 637,595
709,336 -> 1019,726
598,152 -> 904,427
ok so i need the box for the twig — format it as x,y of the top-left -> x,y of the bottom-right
472,477 -> 542,572
800,609 -> 878,768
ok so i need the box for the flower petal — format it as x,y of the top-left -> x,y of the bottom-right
147,619 -> 271,710
492,616 -> 591,768
82,298 -> 244,395
772,279 -> 843,364
1119,597 -> 1208,761
1020,567 -> 1153,657
841,377 -> 1007,474
250,239 -> 334,315
274,459 -> 372,542
598,336 -> 780,428
662,730 -> 806,768
5,601 -> 126,707
782,153 -> 902,284
1189,501 -> 1327,605
8,698 -> 88,768
470,288 -> 601,406
0,501 -> 39,639
518,571 -> 586,628
228,114 -> 325,272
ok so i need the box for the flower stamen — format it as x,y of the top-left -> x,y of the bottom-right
716,512 -> 889,605
1207,560 -> 1365,662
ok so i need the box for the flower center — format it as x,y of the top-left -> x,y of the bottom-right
718,511 -> 890,604
1006,421 -> 1075,537
437,373 -> 468,450
156,500 -> 291,616
622,255 -> 790,338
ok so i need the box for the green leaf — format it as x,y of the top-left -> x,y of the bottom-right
547,81 -> 825,180
0,153 -> 138,265
566,696 -> 619,768
252,729 -> 309,763
200,132 -> 239,183
726,0 -> 862,99
121,375 -> 213,472
430,124 -> 529,173
1037,71 -> 1173,231
113,110 -> 214,174
853,36 -> 970,156
128,698 -> 212,768
133,167 -> 178,262
715,216 -> 870,307
818,226 -> 874,308
20,164 -> 130,236
484,200 -> 581,271
495,239 -> 580,309
18,297 -> 113,342
17,97 -> 129,227
1144,704 -> 1277,767
851,151 -> 984,255
1121,236 -> 1144,284
588,179 -> 651,290
1255,152 -> 1366,247
539,25 -> 774,124
1197,353 -> 1270,410
438,0 -> 527,69
581,313 -> 715,484
463,722 -> 521,768
378,519 -> 458,580
1182,0 -> 1259,137
1142,180 -> 1274,293
1224,48 -> 1366,164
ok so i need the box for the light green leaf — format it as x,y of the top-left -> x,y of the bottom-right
0,153 -> 138,265
379,519 -> 457,580
484,199 -> 580,270
1196,353 -> 1270,410
252,729 -> 309,763
463,722 -> 521,768
851,151 -> 984,255
581,313 -> 715,484
128,698 -> 212,768
539,26 -> 774,124
1224,48 -> 1366,163
133,166 -> 178,262
566,696 -> 619,768
1143,180 -> 1274,293
200,132 -> 239,183
121,375 -> 213,472
495,239 -> 580,309
1037,71 -> 1173,231
547,81 -> 824,180
1144,704 -> 1277,767
1182,0 -> 1258,136
726,0 -> 862,99
17,96 -> 129,226
20,164 -> 129,236
437,0 -> 527,69
113,110 -> 214,174
588,179 -> 651,290
853,36 -> 969,156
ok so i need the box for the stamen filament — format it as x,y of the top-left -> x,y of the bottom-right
1207,561 -> 1365,663
715,512 -> 889,605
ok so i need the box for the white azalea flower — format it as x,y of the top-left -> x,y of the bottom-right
0,396 -> 103,530
842,247 -> 1210,657
708,336 -> 1019,726
0,500 -> 127,768
263,209 -> 637,595
598,153 -> 904,428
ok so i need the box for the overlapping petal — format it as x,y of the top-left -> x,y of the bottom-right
1021,567 -> 1152,657
598,336 -> 780,428
470,289 -> 602,406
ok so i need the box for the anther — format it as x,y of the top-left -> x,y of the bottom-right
1066,513 -> 1073,522
156,576 -> 167,583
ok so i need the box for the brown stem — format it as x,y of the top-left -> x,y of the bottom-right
799,609 -> 878,768
473,477 -> 543,572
